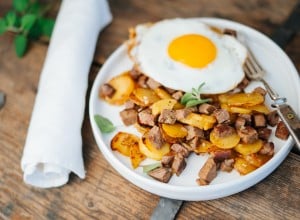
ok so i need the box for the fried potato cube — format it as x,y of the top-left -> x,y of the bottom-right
161,123 -> 188,138
154,87 -> 172,99
178,113 -> 216,130
234,139 -> 263,155
151,98 -> 177,116
139,136 -> 170,160
219,92 -> 264,107
210,128 -> 240,149
243,153 -> 272,167
130,142 -> 146,169
131,88 -> 161,106
111,132 -> 139,157
234,157 -> 257,175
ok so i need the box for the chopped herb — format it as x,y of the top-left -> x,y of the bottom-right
142,162 -> 161,173
180,83 -> 212,107
94,114 -> 115,133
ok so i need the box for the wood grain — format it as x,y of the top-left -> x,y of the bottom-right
0,0 -> 300,219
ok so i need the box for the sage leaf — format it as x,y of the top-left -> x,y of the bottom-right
142,162 -> 161,174
21,14 -> 37,32
186,98 -> 212,107
0,19 -> 6,35
5,11 -> 17,27
94,114 -> 115,133
40,18 -> 55,37
14,34 -> 27,57
180,93 -> 194,105
13,0 -> 29,12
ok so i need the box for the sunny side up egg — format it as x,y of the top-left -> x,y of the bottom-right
130,18 -> 248,94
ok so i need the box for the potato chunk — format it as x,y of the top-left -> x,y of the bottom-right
131,88 -> 161,106
111,132 -> 139,157
139,136 -> 170,160
210,128 -> 240,149
161,123 -> 188,138
151,98 -> 177,116
178,113 -> 216,130
234,157 -> 257,175
234,139 -> 263,155
219,92 -> 264,107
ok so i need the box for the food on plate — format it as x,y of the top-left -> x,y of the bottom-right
97,18 -> 290,185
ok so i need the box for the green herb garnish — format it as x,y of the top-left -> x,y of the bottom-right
94,114 -> 116,133
180,83 -> 212,107
142,162 -> 161,173
0,0 -> 55,57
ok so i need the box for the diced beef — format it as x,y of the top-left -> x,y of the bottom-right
158,109 -> 176,124
220,158 -> 234,172
129,67 -> 141,80
236,77 -> 250,90
188,136 -> 200,149
258,127 -> 272,140
124,100 -> 136,109
171,155 -> 186,176
213,124 -> 235,138
253,113 -> 267,128
275,121 -> 289,140
198,158 -> 217,185
196,178 -> 208,186
253,86 -> 267,96
164,87 -> 177,94
267,110 -> 279,127
235,116 -> 246,130
171,143 -> 190,158
137,75 -> 148,88
161,153 -> 175,168
138,109 -> 156,126
185,125 -> 204,141
259,142 -> 274,156
213,109 -> 230,124
175,108 -> 193,120
148,167 -> 172,183
100,83 -> 115,98
198,103 -> 217,115
171,91 -> 184,101
147,126 -> 164,149
223,28 -> 237,37
239,113 -> 252,125
237,126 -> 258,144
119,109 -> 137,126
146,78 -> 161,90
211,149 -> 232,162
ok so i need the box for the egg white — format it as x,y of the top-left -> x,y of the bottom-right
130,18 -> 248,94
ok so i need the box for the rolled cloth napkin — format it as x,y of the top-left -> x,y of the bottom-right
21,0 -> 112,188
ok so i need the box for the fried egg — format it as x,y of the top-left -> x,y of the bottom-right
130,18 -> 247,94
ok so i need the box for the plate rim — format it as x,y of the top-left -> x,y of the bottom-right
89,17 -> 300,200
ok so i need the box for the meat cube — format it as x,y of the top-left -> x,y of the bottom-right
220,158 -> 234,172
236,77 -> 250,90
175,108 -> 193,120
161,153 -> 175,168
138,109 -> 156,126
275,121 -> 289,140
211,149 -> 232,162
124,100 -> 136,109
253,86 -> 267,96
258,127 -> 272,140
164,87 -> 176,94
196,178 -> 208,186
129,67 -> 141,80
137,75 -> 148,88
119,109 -> 137,126
213,109 -> 230,124
185,125 -> 204,141
253,113 -> 267,128
171,155 -> 186,176
213,124 -> 235,138
148,167 -> 172,183
171,143 -> 190,158
198,103 -> 217,115
237,126 -> 258,144
158,109 -> 176,124
188,136 -> 200,149
239,113 -> 252,125
100,83 -> 115,98
147,126 -> 164,149
267,110 -> 279,127
198,158 -> 217,184
259,142 -> 274,156
146,78 -> 161,90
171,91 -> 184,101
235,116 -> 246,130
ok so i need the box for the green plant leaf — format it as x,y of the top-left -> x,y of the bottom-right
142,162 -> 161,173
5,11 -> 17,27
14,34 -> 28,57
13,0 -> 29,12
180,93 -> 194,105
0,19 -> 7,35
185,98 -> 212,107
94,114 -> 115,133
27,2 -> 41,14
40,18 -> 55,37
21,14 -> 37,32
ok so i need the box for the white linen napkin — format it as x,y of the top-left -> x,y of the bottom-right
21,0 -> 112,188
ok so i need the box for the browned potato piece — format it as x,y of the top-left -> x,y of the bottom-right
131,88 -> 161,106
247,104 -> 270,114
139,136 -> 170,160
234,139 -> 263,155
104,72 -> 135,105
219,92 -> 264,107
243,153 -> 272,167
194,140 -> 214,153
161,123 -> 188,138
210,129 -> 240,149
134,123 -> 150,135
111,132 -> 139,157
234,157 -> 257,175
178,113 -> 216,130
151,98 -> 177,116
130,142 -> 146,169
154,87 -> 172,99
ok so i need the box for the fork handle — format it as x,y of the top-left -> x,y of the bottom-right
275,104 -> 300,149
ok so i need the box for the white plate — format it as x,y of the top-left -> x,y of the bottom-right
89,18 -> 300,201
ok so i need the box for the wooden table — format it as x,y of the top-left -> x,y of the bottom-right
1,0 -> 300,219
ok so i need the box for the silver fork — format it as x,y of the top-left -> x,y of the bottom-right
244,49 -> 300,150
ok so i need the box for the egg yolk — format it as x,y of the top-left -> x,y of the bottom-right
168,34 -> 217,68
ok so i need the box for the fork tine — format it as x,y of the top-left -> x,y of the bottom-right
247,50 -> 263,72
